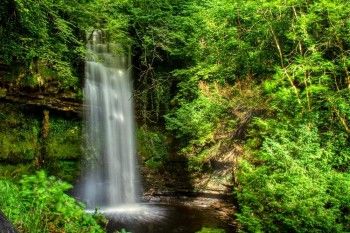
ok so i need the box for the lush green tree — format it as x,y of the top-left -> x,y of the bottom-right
231,1 -> 350,231
237,120 -> 350,232
138,0 -> 350,231
0,0 -> 96,89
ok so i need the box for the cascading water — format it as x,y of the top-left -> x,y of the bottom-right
75,31 -> 233,233
79,30 -> 139,208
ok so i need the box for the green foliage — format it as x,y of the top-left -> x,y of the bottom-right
237,121 -> 350,232
137,126 -> 168,169
0,164 -> 34,180
0,0 -> 97,89
233,2 -> 350,230
0,171 -> 105,233
124,0 -> 350,232
122,0 -> 198,123
165,84 -> 228,152
90,0 -> 132,49
47,118 -> 82,160
0,104 -> 40,161
196,227 -> 225,233
1,0 -> 350,232
116,229 -> 132,233
127,0 -> 195,67
48,161 -> 81,183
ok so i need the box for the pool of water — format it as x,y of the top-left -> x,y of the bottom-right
103,203 -> 236,233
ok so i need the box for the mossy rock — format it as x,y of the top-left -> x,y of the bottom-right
46,118 -> 82,160
0,103 -> 40,161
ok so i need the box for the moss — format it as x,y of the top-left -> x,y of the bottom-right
0,103 -> 83,162
0,103 -> 40,161
0,104 -> 82,183
0,164 -> 34,180
0,88 -> 6,97
46,118 -> 82,160
137,126 -> 169,169
46,160 -> 80,183
196,228 -> 225,233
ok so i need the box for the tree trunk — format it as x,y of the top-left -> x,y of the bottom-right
37,110 -> 50,167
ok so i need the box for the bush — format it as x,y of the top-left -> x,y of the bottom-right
236,121 -> 350,232
0,171 -> 105,233
196,227 -> 225,233
0,164 -> 34,180
47,118 -> 82,160
0,104 -> 40,161
137,126 -> 168,169
165,86 -> 227,152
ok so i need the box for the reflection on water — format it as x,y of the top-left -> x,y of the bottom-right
88,204 -> 166,223
105,203 -> 236,233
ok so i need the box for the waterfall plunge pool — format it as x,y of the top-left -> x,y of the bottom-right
103,202 -> 235,233
84,197 -> 236,233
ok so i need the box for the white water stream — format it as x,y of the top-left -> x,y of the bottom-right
79,30 -> 139,208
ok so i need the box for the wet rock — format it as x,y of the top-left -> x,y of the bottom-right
1,92 -> 82,115
0,211 -> 17,233
141,146 -> 239,196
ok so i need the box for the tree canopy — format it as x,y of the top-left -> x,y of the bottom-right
0,0 -> 349,232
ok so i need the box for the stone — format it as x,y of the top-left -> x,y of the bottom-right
0,211 -> 17,233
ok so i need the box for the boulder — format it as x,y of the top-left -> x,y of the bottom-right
0,211 -> 17,233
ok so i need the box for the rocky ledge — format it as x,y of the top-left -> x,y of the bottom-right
0,89 -> 82,116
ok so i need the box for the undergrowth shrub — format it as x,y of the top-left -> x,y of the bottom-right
236,120 -> 350,232
0,104 -> 40,161
47,118 -> 82,160
165,82 -> 230,155
137,126 -> 168,169
0,171 -> 105,233
196,227 -> 225,233
165,91 -> 226,150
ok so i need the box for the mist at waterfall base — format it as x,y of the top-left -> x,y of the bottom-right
74,31 -> 235,233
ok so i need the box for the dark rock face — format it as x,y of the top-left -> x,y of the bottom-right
141,147 -> 237,197
0,68 -> 83,116
0,211 -> 17,233
2,91 -> 82,116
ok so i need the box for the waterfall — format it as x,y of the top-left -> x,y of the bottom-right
79,30 -> 139,208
